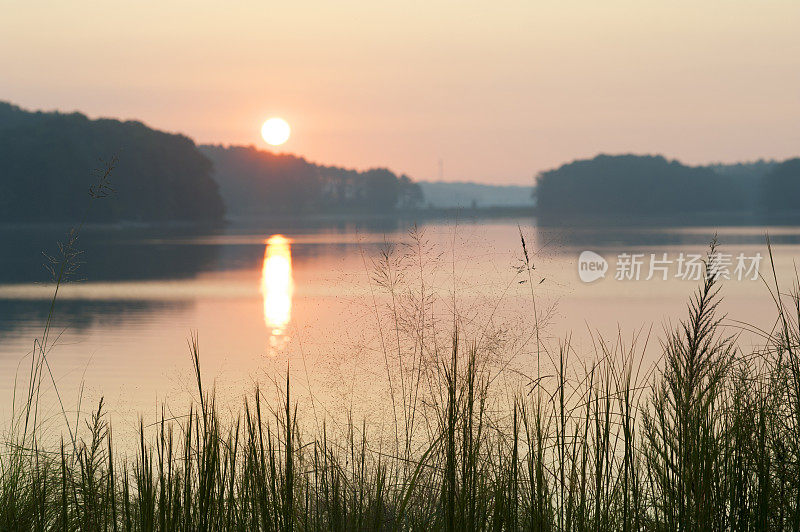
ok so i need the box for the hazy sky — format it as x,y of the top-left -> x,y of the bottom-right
2,1 -> 799,184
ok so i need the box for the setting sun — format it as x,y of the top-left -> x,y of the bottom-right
261,117 -> 290,146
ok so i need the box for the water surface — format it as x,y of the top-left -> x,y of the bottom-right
1,219 -> 797,434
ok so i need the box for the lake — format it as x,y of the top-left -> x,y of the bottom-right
1,218 -> 798,436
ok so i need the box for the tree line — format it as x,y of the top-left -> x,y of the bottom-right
200,144 -> 423,217
535,154 -> 800,218
0,102 -> 225,223
0,101 -> 424,223
5,101 -> 799,223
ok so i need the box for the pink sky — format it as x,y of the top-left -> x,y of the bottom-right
2,1 -> 799,184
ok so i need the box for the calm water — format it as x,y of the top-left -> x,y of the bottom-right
1,219 -> 798,434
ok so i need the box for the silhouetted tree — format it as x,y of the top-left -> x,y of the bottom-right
0,102 -> 225,223
362,168 -> 399,210
535,154 -> 745,218
397,175 -> 424,209
201,145 -> 424,216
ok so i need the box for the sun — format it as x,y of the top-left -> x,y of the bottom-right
261,117 -> 290,146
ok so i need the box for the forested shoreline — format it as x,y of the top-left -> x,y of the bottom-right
534,154 -> 800,219
3,101 -> 800,224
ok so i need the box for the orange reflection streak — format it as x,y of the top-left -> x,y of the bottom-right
260,235 -> 293,349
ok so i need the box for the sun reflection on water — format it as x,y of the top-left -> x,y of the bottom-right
260,234 -> 293,352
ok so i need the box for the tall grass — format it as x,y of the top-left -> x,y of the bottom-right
3,221 -> 800,529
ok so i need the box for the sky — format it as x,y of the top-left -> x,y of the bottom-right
1,1 -> 799,184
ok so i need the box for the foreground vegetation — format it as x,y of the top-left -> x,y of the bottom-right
2,233 -> 799,531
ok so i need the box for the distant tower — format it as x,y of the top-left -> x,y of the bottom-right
438,158 -> 444,181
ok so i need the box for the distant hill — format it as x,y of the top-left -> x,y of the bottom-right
417,181 -> 534,208
0,102 -> 224,223
200,144 -> 423,217
535,154 -> 749,218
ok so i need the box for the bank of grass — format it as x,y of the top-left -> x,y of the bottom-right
1,236 -> 799,531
